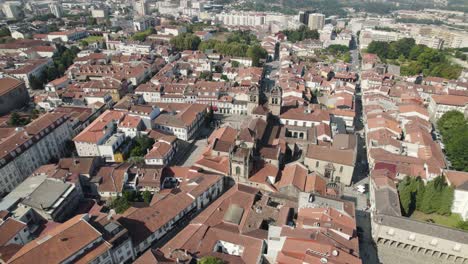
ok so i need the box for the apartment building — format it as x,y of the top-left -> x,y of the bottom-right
0,113 -> 72,195
359,29 -> 402,49
428,94 -> 468,120
46,30 -> 88,42
308,13 -> 325,30
216,11 -> 266,26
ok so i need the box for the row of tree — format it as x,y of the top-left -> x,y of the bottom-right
367,38 -> 462,79
325,44 -> 351,63
280,25 -> 319,43
454,50 -> 467,61
109,190 -> 153,213
437,111 -> 468,172
398,176 -> 454,217
131,28 -> 156,42
170,33 -> 202,51
172,31 -> 268,67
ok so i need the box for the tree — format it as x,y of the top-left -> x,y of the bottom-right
226,30 -> 258,45
170,33 -> 201,51
198,256 -> 224,264
46,66 -> 59,81
47,24 -> 59,33
437,186 -> 454,215
327,44 -> 349,54
142,190 -> 152,204
437,111 -> 468,171
274,42 -> 280,61
29,75 -> 44,90
87,17 -> 97,26
31,109 -> 40,119
199,71 -> 213,81
130,135 -> 155,158
231,60 -> 240,68
123,190 -> 138,202
247,45 -> 267,67
130,146 -> 143,157
8,112 -> 29,126
110,196 -> 131,213
367,41 -> 390,59
437,110 -> 465,137
415,179 -> 425,210
456,220 -> 468,231
281,26 -> 319,43
80,40 -> 89,48
398,177 -> 413,216
0,27 -> 10,37
419,176 -> 453,214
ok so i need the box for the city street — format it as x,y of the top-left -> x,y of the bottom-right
171,126 -> 212,167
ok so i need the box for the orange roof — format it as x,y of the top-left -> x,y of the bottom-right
398,104 -> 429,118
445,170 -> 468,188
73,110 -> 125,143
0,218 -> 26,246
9,215 -> 103,264
306,144 -> 355,166
276,163 -> 324,193
118,115 -> 142,128
431,94 -> 468,106
145,142 -> 172,159
0,77 -> 24,97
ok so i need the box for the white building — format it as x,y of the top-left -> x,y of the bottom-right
106,41 -> 152,54
445,170 -> 468,221
73,110 -> 127,162
49,2 -> 63,18
2,2 -> 22,19
216,11 -> 266,27
134,0 -> 148,16
47,30 -> 88,42
428,94 -> 468,120
91,8 -> 108,18
308,13 -> 325,30
359,29 -> 402,50
415,35 -> 444,50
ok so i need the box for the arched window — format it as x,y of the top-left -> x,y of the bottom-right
235,166 -> 241,175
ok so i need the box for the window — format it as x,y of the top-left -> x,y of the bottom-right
316,161 -> 319,168
339,166 -> 343,173
235,166 -> 241,175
